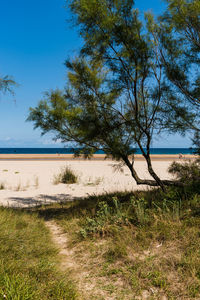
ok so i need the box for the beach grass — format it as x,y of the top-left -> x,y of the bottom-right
0,185 -> 199,299
0,182 -> 5,190
35,189 -> 200,299
53,166 -> 78,185
0,207 -> 78,300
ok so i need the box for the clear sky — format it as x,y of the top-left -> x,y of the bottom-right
0,0 -> 191,148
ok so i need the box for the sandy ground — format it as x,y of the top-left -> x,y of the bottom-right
0,157 -> 186,208
0,154 -> 195,160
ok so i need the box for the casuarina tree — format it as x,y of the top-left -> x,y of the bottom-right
147,0 -> 199,152
28,0 -> 191,190
0,75 -> 15,95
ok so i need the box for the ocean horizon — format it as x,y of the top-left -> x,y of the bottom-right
0,148 -> 195,155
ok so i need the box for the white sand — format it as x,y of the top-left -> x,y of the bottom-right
0,160 -> 174,207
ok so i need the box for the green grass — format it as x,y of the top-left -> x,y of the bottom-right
35,188 -> 200,299
0,186 -> 200,299
0,207 -> 78,300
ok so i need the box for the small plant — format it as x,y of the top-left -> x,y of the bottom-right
131,196 -> 149,225
85,176 -> 104,186
15,182 -> 25,191
34,176 -> 39,188
80,197 -> 129,238
15,183 -> 21,191
104,240 -> 127,262
2,169 -> 8,172
0,182 -> 5,190
169,159 -> 200,195
94,176 -> 103,185
53,166 -> 78,184
146,270 -> 167,288
15,171 -> 19,174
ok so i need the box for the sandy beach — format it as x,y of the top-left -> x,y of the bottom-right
0,153 -> 196,160
0,155 -> 195,208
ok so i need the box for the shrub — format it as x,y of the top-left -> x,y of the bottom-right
79,197 -> 130,238
0,182 -> 5,190
168,159 -> 200,194
54,166 -> 78,184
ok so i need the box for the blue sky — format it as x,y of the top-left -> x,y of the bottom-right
0,0 -> 191,148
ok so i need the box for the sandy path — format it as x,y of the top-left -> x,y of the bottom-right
0,159 -> 175,207
45,220 -> 76,271
46,220 -> 122,300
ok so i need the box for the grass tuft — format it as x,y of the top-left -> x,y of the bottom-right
53,166 -> 78,184
0,182 -> 5,190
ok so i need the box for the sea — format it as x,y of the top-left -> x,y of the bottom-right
0,148 -> 195,155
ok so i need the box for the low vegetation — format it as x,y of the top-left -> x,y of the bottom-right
0,182 -> 5,190
53,166 -> 78,185
0,208 -> 78,299
35,181 -> 200,300
85,176 -> 104,186
169,158 -> 200,194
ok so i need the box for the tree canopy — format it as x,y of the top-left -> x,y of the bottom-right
161,0 -> 200,108
148,0 -> 199,148
28,0 -> 199,190
0,75 -> 16,95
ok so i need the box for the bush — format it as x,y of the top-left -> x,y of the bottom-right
80,197 -> 130,238
168,159 -> 200,194
54,166 -> 78,184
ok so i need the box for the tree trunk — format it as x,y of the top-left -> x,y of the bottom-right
122,155 -> 183,190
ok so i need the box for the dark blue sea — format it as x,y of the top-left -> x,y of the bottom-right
0,148 -> 195,155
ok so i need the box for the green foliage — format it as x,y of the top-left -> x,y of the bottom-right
146,270 -> 167,288
80,197 -> 130,237
0,274 -> 35,300
0,208 -> 78,299
60,166 -> 78,184
78,184 -> 200,239
0,76 -> 16,95
0,182 -> 5,190
155,0 -> 200,144
28,0 -> 199,189
54,166 -> 78,184
192,130 -> 200,156
161,0 -> 200,104
169,159 -> 200,194
131,196 -> 150,225
38,188 -> 200,299
28,0 -> 184,189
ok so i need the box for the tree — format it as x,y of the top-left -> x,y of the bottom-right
28,0 -> 188,190
0,75 -> 15,95
147,0 -> 200,151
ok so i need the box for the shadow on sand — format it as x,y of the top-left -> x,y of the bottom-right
6,193 -> 81,208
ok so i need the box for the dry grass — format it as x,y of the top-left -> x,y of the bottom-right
34,176 -> 39,188
15,182 -> 23,191
85,176 -> 104,186
0,182 -> 5,190
35,189 -> 200,299
53,166 -> 78,185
